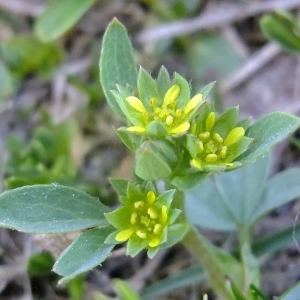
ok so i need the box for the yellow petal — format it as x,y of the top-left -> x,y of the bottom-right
205,112 -> 215,132
147,191 -> 156,204
116,228 -> 134,242
224,127 -> 245,147
170,122 -> 190,134
126,96 -> 146,113
163,85 -> 180,106
184,94 -> 202,114
161,205 -> 168,224
149,238 -> 160,247
127,126 -> 146,133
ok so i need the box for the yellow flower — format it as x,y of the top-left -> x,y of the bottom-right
126,85 -> 202,135
115,191 -> 169,248
190,112 -> 246,170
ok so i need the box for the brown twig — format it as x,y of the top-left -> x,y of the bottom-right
137,0 -> 300,43
221,42 -> 281,93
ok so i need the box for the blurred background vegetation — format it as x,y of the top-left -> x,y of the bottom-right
0,0 -> 300,299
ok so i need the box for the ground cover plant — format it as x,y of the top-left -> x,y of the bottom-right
1,1 -> 300,299
1,16 -> 300,299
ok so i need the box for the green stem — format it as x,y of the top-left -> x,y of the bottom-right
182,226 -> 233,300
166,184 -> 234,299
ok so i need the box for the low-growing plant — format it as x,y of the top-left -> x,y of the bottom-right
0,19 -> 300,299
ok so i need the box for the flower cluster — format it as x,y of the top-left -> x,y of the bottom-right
126,84 -> 202,135
186,104 -> 253,172
105,181 -> 184,257
110,67 -> 253,187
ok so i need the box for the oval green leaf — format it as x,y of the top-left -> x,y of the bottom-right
237,112 -> 300,165
100,18 -> 138,121
35,0 -> 96,42
54,227 -> 115,283
0,184 -> 110,233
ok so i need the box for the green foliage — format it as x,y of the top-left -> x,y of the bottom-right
4,120 -> 78,189
0,184 -> 110,233
28,252 -> 55,276
35,0 -> 97,42
54,227 -> 115,283
186,154 -> 300,231
100,18 -> 138,122
237,112 -> 300,165
0,16 -> 300,300
260,11 -> 300,53
0,36 -> 64,78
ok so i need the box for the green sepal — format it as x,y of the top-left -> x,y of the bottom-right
171,171 -> 211,191
127,182 -> 146,202
186,134 -> 197,158
105,207 -> 132,228
105,230 -> 123,245
173,72 -> 190,109
116,127 -> 141,151
146,121 -> 169,138
197,81 -> 215,99
137,67 -> 159,107
202,165 -> 226,172
212,106 -> 239,138
113,87 -> 144,127
109,178 -> 128,197
155,189 -> 176,211
127,234 -> 149,257
193,102 -> 212,133
147,245 -> 160,259
160,223 -> 189,249
157,66 -> 171,102
225,136 -> 253,162
236,117 -> 252,131
135,140 -> 178,180
168,209 -> 182,224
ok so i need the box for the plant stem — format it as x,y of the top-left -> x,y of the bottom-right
182,226 -> 234,300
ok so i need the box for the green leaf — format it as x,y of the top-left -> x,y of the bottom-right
0,184 -> 110,233
160,224 -> 189,249
54,227 -> 115,282
100,18 -> 138,121
238,112 -> 300,165
260,12 -> 300,53
278,281 -> 300,300
249,167 -> 300,224
185,155 -> 270,231
35,0 -> 96,42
